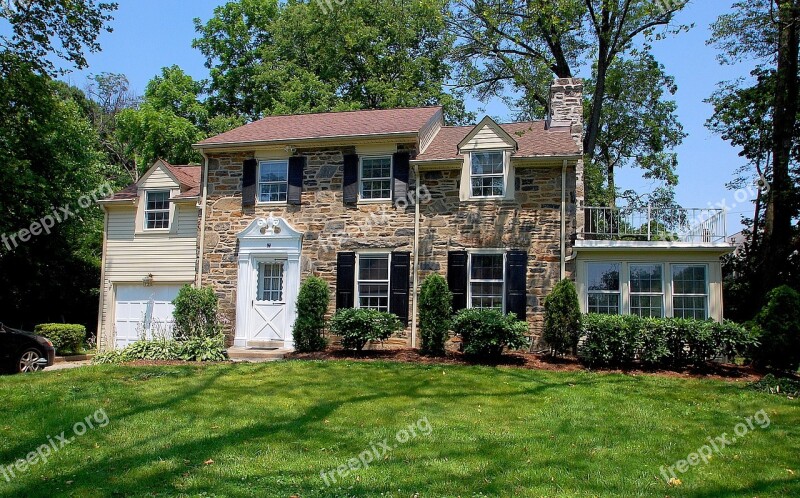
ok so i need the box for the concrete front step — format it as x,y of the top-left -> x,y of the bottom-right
227,347 -> 291,362
246,340 -> 286,349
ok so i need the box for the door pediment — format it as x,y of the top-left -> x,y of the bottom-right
237,214 -> 302,255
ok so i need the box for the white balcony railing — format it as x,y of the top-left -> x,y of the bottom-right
583,206 -> 727,243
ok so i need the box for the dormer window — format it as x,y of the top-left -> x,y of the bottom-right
145,190 -> 170,229
470,151 -> 505,198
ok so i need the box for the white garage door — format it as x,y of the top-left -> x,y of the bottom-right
114,284 -> 184,348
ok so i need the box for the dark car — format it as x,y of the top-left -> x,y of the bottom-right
0,324 -> 55,373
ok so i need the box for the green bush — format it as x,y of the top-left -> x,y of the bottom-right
579,314 -> 641,367
91,335 -> 227,364
172,285 -> 221,339
452,308 -> 529,357
419,274 -> 453,356
578,314 -> 753,369
542,279 -> 581,356
751,285 -> 800,371
292,276 -> 330,352
34,323 -> 86,354
329,308 -> 403,351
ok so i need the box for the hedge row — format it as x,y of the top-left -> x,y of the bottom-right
579,314 -> 754,368
34,323 -> 86,354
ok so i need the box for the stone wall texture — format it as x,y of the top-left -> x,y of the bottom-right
202,148 -> 579,348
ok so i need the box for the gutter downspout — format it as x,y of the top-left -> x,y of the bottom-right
96,204 -> 109,353
410,164 -> 421,349
196,150 -> 210,287
560,159 -> 567,280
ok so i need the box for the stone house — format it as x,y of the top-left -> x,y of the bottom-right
96,78 -> 732,353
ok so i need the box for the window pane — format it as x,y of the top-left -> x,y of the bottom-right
630,295 -> 663,318
260,162 -> 288,182
471,254 -> 503,280
146,211 -> 169,229
146,191 -> 169,210
259,263 -> 284,302
260,183 -> 288,202
471,152 -> 504,175
672,265 -> 706,295
358,256 -> 389,280
587,293 -> 620,314
587,263 -> 620,291
361,179 -> 391,200
358,284 -> 388,311
470,282 -> 503,309
362,157 -> 391,179
673,296 -> 707,319
630,264 -> 662,293
471,176 -> 504,197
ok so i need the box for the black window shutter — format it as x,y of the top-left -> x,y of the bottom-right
287,156 -> 305,205
389,252 -> 411,325
242,159 -> 258,208
392,151 -> 410,205
448,251 -> 468,313
343,153 -> 359,205
505,250 -> 528,320
336,252 -> 356,310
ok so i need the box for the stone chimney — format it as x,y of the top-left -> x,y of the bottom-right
548,78 -> 584,153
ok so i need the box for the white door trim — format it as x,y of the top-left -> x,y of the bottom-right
235,214 -> 302,349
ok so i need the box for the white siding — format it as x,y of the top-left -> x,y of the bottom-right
140,165 -> 177,189
460,125 -> 514,151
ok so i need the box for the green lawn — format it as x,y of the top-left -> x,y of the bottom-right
0,361 -> 798,497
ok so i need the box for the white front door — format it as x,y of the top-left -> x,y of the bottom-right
250,260 -> 288,342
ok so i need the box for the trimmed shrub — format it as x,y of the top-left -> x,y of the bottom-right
452,308 -> 529,358
292,276 -> 330,352
578,314 -> 753,369
329,308 -> 403,351
542,279 -> 581,356
579,314 -> 641,367
172,285 -> 220,339
419,274 -> 453,356
34,323 -> 85,354
751,285 -> 800,371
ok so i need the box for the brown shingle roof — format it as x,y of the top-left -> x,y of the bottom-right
197,107 -> 442,146
104,161 -> 202,202
416,121 -> 580,161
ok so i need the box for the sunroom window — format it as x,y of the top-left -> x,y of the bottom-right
672,265 -> 708,319
587,262 -> 620,314
469,253 -> 504,309
470,151 -> 504,198
629,264 -> 664,318
145,190 -> 170,229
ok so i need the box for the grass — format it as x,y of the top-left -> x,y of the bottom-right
0,360 -> 798,497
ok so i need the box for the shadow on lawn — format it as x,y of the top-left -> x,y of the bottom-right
1,362 -> 797,497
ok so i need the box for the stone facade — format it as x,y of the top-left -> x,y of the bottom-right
201,149 -> 578,347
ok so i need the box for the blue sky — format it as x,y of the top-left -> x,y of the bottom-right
59,0 -> 755,233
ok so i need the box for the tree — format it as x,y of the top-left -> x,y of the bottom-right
193,0 -> 471,123
709,0 -> 800,300
0,0 -> 117,76
115,66 -> 244,169
448,0 -> 689,204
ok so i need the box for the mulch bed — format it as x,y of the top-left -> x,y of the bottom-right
288,348 -> 764,382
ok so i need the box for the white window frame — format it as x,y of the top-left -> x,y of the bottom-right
469,151 -> 505,199
144,190 -> 171,230
670,263 -> 709,320
467,251 -> 506,310
359,155 -> 393,201
355,252 -> 391,311
628,263 -> 665,318
257,260 -> 286,303
586,261 -> 622,314
258,159 -> 289,204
